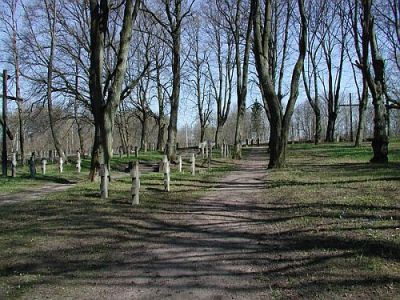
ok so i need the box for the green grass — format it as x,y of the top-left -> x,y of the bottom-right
0,155 -> 235,299
0,142 -> 399,298
259,140 -> 400,298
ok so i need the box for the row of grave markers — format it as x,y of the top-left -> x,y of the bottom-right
100,153 -> 199,204
8,151 -> 82,178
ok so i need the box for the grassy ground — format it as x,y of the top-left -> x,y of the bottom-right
0,153 -> 235,299
0,150 -> 171,193
0,142 -> 399,298
261,141 -> 400,298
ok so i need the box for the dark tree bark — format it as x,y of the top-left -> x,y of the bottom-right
360,0 -> 388,163
252,0 -> 307,168
89,0 -> 141,185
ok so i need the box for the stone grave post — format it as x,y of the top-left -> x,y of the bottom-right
11,152 -> 17,177
100,164 -> 109,199
191,153 -> 195,175
131,161 -> 140,205
178,155 -> 182,173
59,157 -> 63,173
163,155 -> 170,192
41,159 -> 47,175
76,150 -> 81,173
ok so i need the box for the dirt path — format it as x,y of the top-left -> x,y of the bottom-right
0,182 -> 75,206
111,147 -> 272,299
0,171 -> 131,206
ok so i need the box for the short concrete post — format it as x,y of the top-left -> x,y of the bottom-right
76,151 -> 81,173
163,155 -> 170,192
59,157 -> 64,173
220,144 -> 224,158
29,153 -> 36,178
135,146 -> 138,158
41,159 -> 47,175
205,145 -> 209,159
201,145 -> 205,158
178,155 -> 182,173
131,161 -> 140,205
100,164 -> 109,199
191,153 -> 195,175
144,142 -> 148,153
11,153 -> 17,177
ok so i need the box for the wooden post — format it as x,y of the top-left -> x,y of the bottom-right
59,157 -> 63,173
100,164 -> 109,199
131,161 -> 140,205
178,155 -> 182,173
134,146 -> 138,158
29,153 -> 36,178
11,152 -> 16,177
349,93 -> 354,142
76,150 -> 81,173
191,153 -> 195,175
163,155 -> 170,192
2,70 -> 8,176
41,159 -> 47,175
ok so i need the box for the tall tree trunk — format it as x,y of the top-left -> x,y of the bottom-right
252,0 -> 307,168
214,124 -> 220,146
140,114 -> 147,150
355,79 -> 368,146
89,0 -> 141,187
10,1 -> 25,164
361,0 -> 388,163
200,125 -> 205,143
166,27 -> 181,161
89,124 -> 100,181
233,1 -> 252,159
46,1 -> 65,160
325,113 -> 337,142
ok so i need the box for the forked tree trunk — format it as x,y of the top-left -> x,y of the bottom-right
252,0 -> 307,169
361,0 -> 388,163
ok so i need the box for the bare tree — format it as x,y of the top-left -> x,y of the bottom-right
188,15 -> 212,143
217,0 -> 252,159
348,0 -> 369,147
252,0 -> 307,168
144,0 -> 195,160
0,0 -> 26,164
89,0 -> 142,181
359,0 -> 388,162
319,1 -> 349,143
302,0 -> 325,144
204,2 -> 234,146
20,0 -> 66,160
